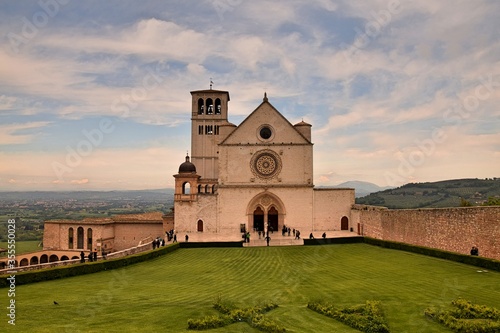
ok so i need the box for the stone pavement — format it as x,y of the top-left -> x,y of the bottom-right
175,230 -> 360,247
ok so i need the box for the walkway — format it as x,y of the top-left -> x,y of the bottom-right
177,230 -> 360,247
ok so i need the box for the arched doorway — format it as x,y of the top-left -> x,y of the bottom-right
20,258 -> 28,266
253,207 -> 264,232
197,220 -> 204,232
341,216 -> 349,230
30,256 -> 39,265
248,192 -> 286,234
268,206 -> 279,233
40,254 -> 48,264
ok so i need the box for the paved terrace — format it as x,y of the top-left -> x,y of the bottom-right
179,229 -> 360,247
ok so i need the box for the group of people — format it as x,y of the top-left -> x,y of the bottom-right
309,232 -> 327,239
80,249 -> 104,263
165,229 -> 177,242
152,237 -> 166,249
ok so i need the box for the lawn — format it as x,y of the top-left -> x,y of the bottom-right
0,240 -> 42,257
4,244 -> 500,332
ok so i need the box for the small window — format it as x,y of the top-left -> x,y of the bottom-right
260,126 -> 272,139
68,228 -> 74,249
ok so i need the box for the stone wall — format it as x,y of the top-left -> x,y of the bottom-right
313,188 -> 355,231
354,205 -> 500,260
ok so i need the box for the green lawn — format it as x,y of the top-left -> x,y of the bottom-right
0,240 -> 42,257
4,244 -> 500,332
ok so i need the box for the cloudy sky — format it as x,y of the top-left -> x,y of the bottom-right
0,0 -> 498,191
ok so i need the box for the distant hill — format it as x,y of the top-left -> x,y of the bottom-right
332,181 -> 394,197
355,178 -> 500,209
0,188 -> 174,201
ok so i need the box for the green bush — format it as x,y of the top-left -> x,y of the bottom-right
188,298 -> 284,332
308,300 -> 390,333
425,298 -> 500,332
0,243 -> 180,288
364,237 -> 500,272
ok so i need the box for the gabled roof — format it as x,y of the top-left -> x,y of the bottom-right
220,95 -> 312,145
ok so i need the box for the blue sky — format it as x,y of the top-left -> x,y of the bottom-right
0,0 -> 498,190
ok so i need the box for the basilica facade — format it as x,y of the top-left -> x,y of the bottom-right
173,89 -> 355,235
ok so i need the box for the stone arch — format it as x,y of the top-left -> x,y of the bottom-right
247,192 -> 286,233
61,255 -> 69,261
206,98 -> 213,114
341,216 -> 349,230
215,98 -> 221,114
49,254 -> 59,262
71,256 -> 79,260
40,254 -> 48,264
30,256 -> 39,265
20,258 -> 29,266
182,181 -> 191,195
198,98 -> 204,114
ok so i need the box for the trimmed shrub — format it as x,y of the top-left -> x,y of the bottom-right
188,297 -> 284,332
425,298 -> 500,332
308,300 -> 390,333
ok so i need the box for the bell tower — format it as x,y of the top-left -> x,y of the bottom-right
190,88 -> 230,180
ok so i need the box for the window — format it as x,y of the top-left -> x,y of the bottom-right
77,227 -> 84,249
206,98 -> 213,114
215,98 -> 221,114
182,182 -> 191,195
87,228 -> 93,250
68,228 -> 74,249
260,126 -> 272,139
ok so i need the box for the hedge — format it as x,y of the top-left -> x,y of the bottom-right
303,236 -> 364,246
179,241 -> 244,248
0,242 -> 180,288
363,237 -> 500,272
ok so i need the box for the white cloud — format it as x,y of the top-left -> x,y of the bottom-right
0,121 -> 51,145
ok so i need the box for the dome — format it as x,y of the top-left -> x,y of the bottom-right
178,155 -> 196,173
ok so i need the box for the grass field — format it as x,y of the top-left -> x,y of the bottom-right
0,241 -> 42,258
5,244 -> 500,332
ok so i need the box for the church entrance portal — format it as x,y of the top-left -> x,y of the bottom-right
252,205 -> 280,233
253,207 -> 264,231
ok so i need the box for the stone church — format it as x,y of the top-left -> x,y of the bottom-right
173,88 -> 355,236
